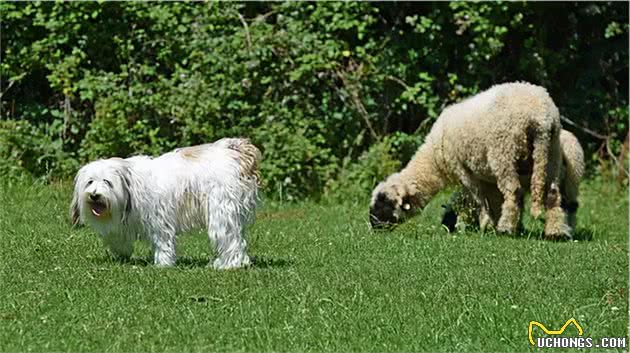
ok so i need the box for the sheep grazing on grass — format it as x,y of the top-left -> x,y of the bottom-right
369,82 -> 570,239
441,129 -> 585,235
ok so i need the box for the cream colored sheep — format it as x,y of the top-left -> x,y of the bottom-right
441,129 -> 584,234
369,82 -> 569,239
557,129 -> 585,229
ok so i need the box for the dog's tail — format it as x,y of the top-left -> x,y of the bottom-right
222,138 -> 262,184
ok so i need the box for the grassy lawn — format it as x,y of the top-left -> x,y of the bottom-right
0,180 -> 627,352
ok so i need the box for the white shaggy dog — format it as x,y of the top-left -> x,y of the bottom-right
70,138 -> 261,270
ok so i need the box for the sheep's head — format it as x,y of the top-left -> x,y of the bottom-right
369,173 -> 417,229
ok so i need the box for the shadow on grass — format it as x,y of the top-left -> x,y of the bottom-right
487,226 -> 595,242
93,254 -> 294,269
512,225 -> 594,242
250,255 -> 294,269
572,228 -> 595,241
439,203 -> 596,242
438,222 -> 595,242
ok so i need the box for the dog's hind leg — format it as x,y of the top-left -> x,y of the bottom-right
207,186 -> 253,270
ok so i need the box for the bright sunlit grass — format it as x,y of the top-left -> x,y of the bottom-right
0,179 -> 627,352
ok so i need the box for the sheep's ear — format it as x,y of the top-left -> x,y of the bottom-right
401,194 -> 424,212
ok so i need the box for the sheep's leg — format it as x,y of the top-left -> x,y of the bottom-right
483,182 -> 511,231
492,164 -> 523,235
477,192 -> 495,231
478,205 -> 494,231
530,126 -> 552,219
560,169 -> 579,232
559,129 -> 584,233
544,137 -> 572,240
479,182 -> 503,227
457,174 -> 494,231
478,182 -> 528,234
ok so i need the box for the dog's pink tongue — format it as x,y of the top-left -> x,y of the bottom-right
91,203 -> 105,217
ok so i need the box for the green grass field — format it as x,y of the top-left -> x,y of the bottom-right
0,180 -> 627,352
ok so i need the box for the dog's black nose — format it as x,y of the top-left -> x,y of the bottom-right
89,193 -> 101,201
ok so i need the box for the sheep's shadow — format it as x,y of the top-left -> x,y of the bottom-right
514,227 -> 594,242
439,207 -> 594,241
93,255 -> 294,269
472,226 -> 595,242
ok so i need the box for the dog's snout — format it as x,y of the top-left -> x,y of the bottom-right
89,193 -> 101,201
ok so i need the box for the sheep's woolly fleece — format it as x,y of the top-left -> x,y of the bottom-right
70,138 -> 261,269
370,81 -> 570,239
441,129 -> 585,234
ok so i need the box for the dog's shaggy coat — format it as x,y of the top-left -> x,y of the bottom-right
370,82 -> 569,239
70,138 -> 261,269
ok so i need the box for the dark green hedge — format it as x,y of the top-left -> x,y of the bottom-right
1,2 -> 628,200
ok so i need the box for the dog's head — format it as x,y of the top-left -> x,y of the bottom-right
369,173 -> 418,230
70,158 -> 133,230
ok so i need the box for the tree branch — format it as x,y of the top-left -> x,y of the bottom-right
236,12 -> 252,54
560,115 -> 608,140
335,70 -> 379,140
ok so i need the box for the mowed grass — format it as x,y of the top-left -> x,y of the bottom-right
0,179 -> 627,352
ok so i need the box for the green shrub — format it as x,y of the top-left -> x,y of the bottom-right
325,132 -> 421,204
1,2 -> 628,199
0,119 -> 78,180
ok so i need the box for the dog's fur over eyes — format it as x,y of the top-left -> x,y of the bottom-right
70,138 -> 261,269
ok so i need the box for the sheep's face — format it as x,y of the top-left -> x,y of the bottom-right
369,175 -> 415,229
370,192 -> 403,229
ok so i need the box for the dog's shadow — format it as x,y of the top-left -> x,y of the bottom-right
94,255 -> 294,269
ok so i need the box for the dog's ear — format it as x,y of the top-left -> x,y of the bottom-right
69,171 -> 83,227
69,191 -> 81,227
117,166 -> 134,224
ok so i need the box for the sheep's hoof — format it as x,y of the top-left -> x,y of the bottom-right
544,224 -> 573,241
496,216 -> 517,235
479,213 -> 495,232
544,233 -> 572,242
530,205 -> 543,219
496,228 -> 513,235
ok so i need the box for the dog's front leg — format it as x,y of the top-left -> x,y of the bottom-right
102,233 -> 134,261
152,231 -> 177,267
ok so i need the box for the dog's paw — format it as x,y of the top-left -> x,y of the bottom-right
213,255 -> 251,270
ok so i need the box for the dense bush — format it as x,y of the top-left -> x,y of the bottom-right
1,2 -> 628,199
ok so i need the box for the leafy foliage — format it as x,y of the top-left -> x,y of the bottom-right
1,2 -> 628,199
325,131 -> 420,204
